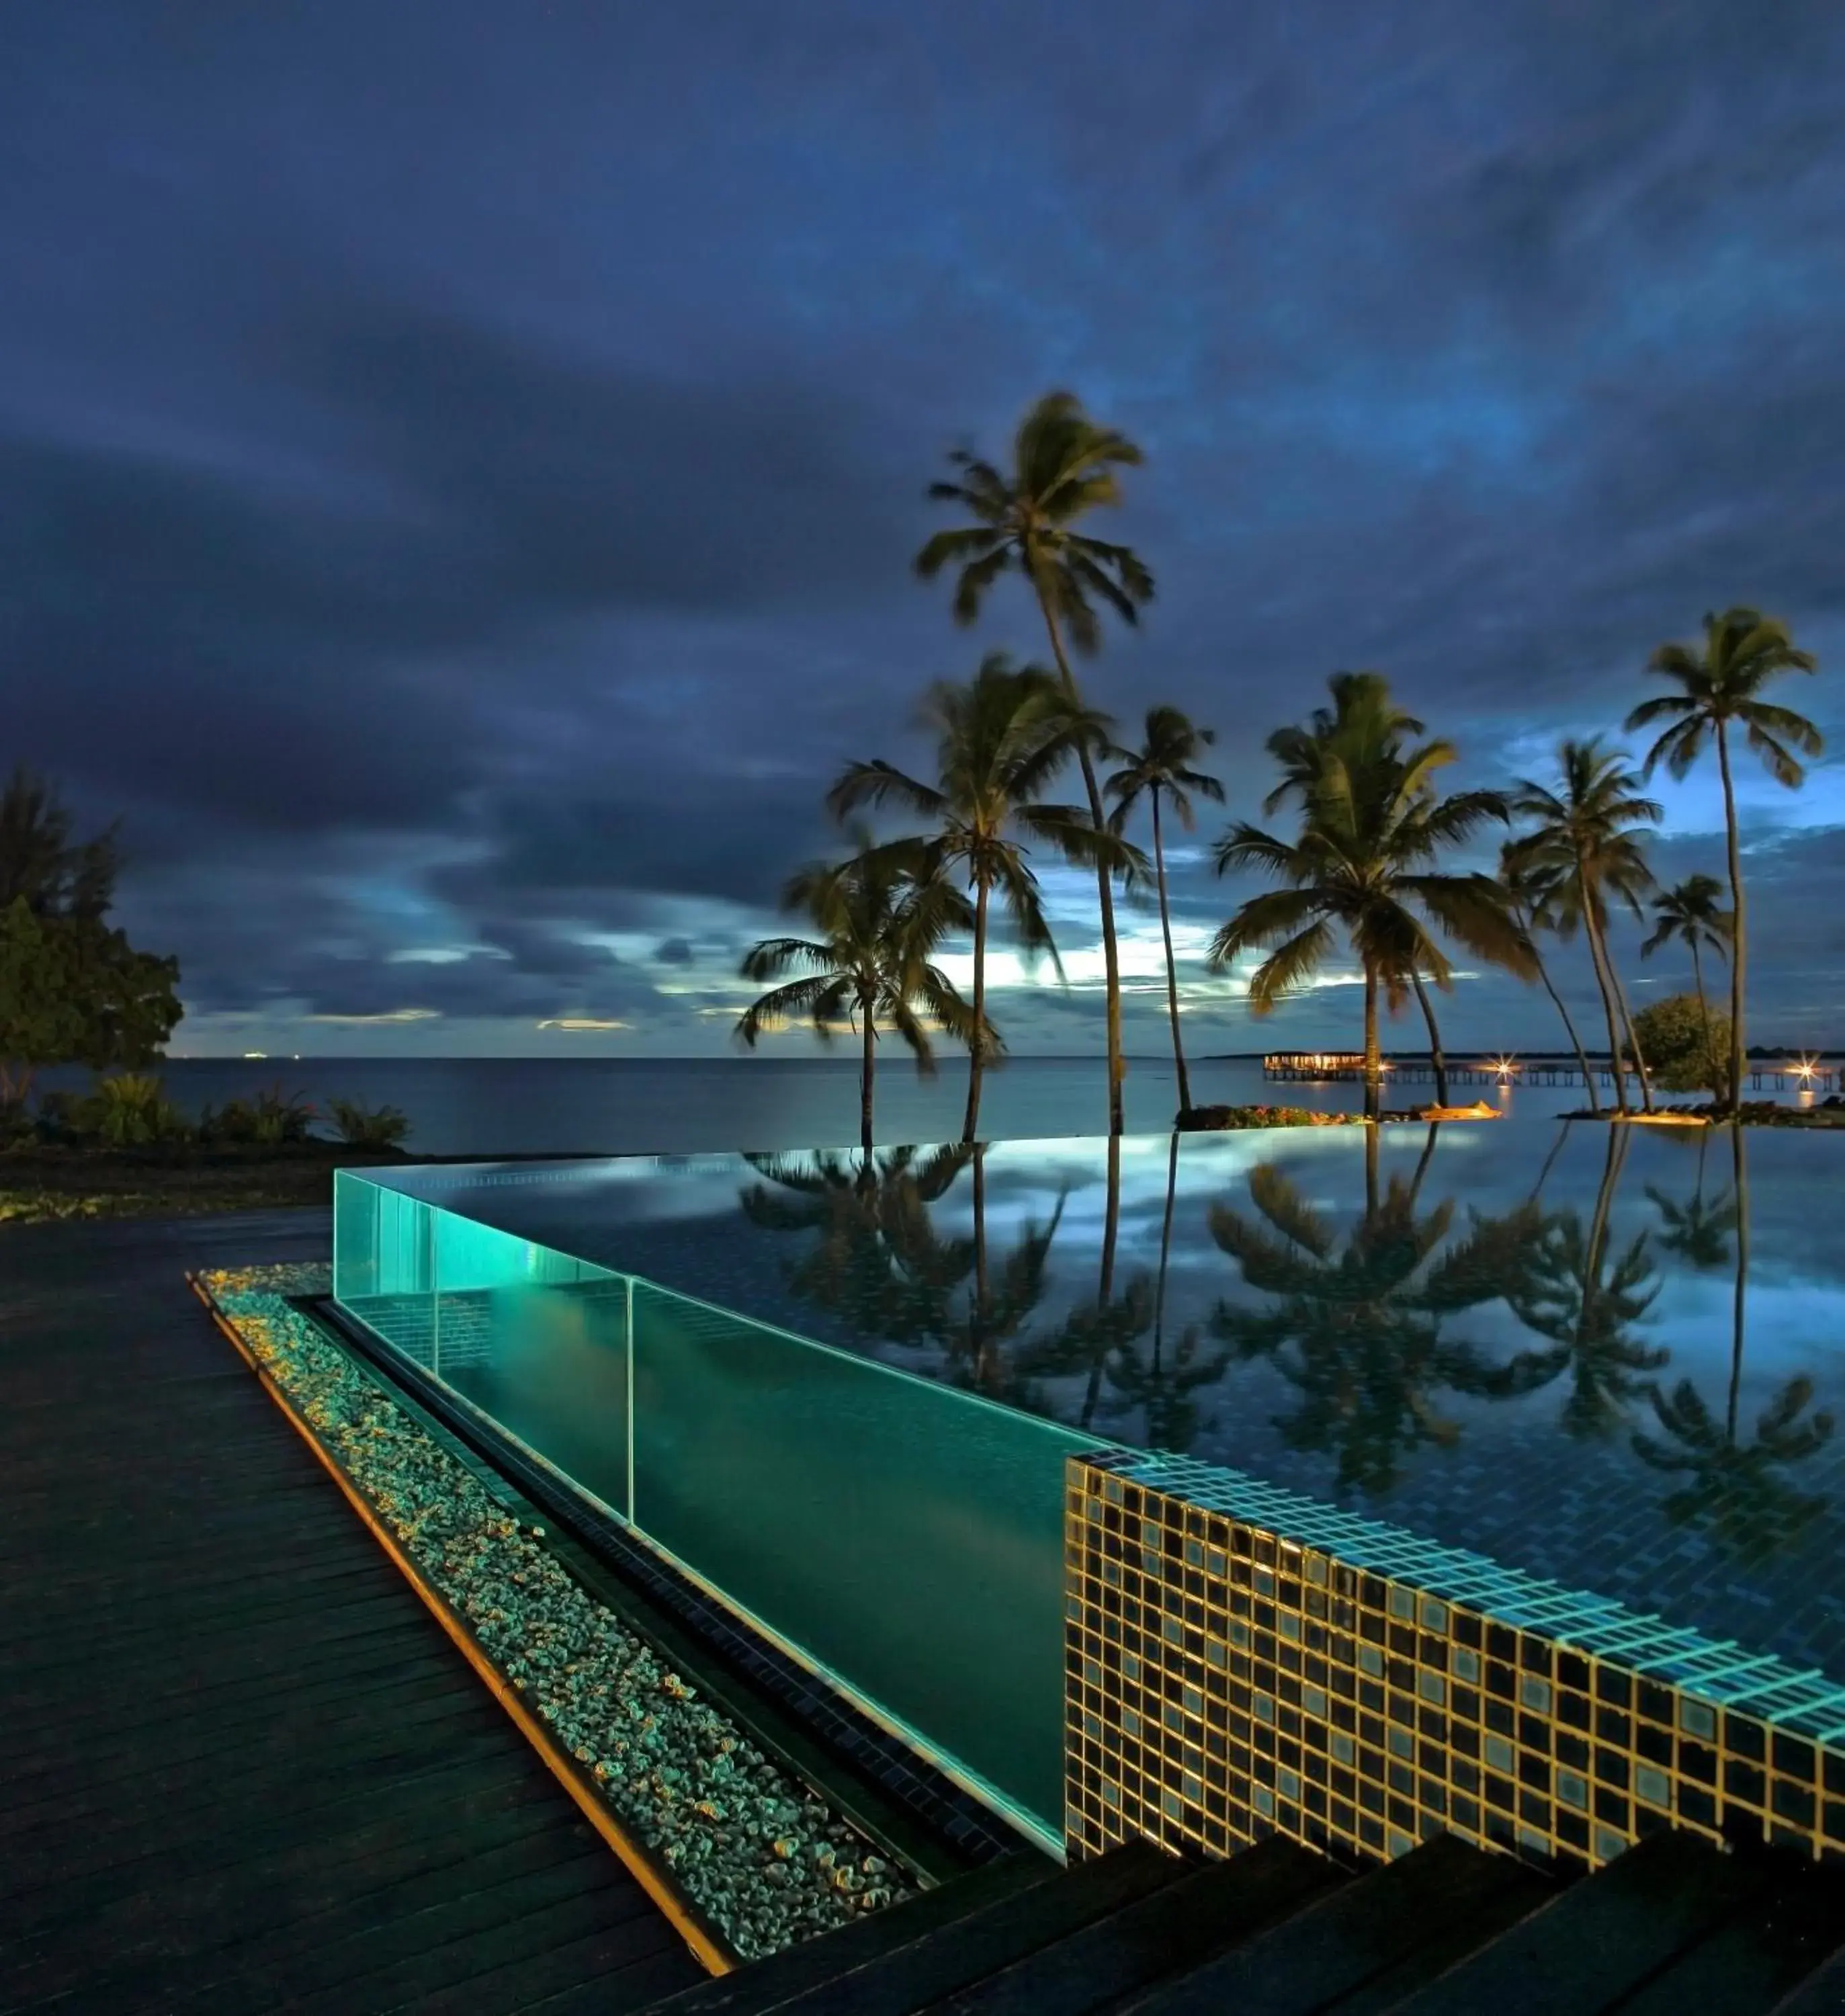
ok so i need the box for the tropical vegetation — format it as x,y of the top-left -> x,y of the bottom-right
915,391 -> 1154,1136
1205,674 -> 1533,1120
735,830 -> 982,1150
1103,706 -> 1223,1114
825,653 -> 1136,1141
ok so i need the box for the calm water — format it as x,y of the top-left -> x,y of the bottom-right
57,1053 -> 1815,1156
366,1120 -> 1845,1687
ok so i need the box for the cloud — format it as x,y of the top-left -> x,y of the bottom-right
6,0 -> 1845,1054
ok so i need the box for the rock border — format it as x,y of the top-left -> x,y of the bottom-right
195,1262 -> 916,1966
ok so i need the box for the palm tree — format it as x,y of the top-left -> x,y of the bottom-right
1103,707 -> 1224,1116
1627,610 -> 1821,1113
1498,846 -> 1603,1116
1260,674 -> 1475,1103
1640,874 -> 1732,1086
1507,739 -> 1661,1116
916,391 -> 1154,1137
736,833 -> 980,1150
1209,708 -> 1533,1120
827,655 -> 1136,1142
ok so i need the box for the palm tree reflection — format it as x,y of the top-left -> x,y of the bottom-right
1209,1128 -> 1553,1496
738,1143 -> 975,1344
1630,1124 -> 1834,1559
1509,1130 -> 1667,1439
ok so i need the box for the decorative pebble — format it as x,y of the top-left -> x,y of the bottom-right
200,1263 -> 919,1960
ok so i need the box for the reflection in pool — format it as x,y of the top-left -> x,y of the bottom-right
355,1120 -> 1845,1693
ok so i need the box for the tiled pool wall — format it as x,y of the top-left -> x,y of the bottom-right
1065,1448 -> 1845,1876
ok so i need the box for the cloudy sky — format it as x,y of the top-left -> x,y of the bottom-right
6,1 -> 1843,1058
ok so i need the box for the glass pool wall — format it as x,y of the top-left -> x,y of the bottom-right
331,1167 -> 1097,1849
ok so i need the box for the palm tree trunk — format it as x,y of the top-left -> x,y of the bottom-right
1688,939 -> 1717,1099
1154,1128 -> 1178,1374
1519,904 -> 1600,1116
1364,1106 -> 1380,1218
1578,868 -> 1631,1115
1363,959 -> 1382,1123
1152,790 -> 1193,1116
1037,595 -> 1125,1137
1717,721 -> 1747,1115
1608,958 -> 1656,1114
961,877 -> 991,1142
1410,970 -> 1449,1105
859,1001 -> 876,1152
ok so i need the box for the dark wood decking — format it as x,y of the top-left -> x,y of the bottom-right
0,1208 -> 702,2016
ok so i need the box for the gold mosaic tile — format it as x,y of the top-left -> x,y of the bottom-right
1065,1450 -> 1845,1874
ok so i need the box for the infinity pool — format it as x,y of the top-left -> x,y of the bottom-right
332,1121 -> 1845,1847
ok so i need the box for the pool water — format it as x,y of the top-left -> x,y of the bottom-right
333,1120 -> 1845,1843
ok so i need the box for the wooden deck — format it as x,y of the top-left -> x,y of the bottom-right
0,1207 -> 702,2015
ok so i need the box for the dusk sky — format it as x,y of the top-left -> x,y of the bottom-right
7,1 -> 1844,1060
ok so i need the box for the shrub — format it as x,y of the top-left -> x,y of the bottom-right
1179,1103 -> 1365,1132
1631,993 -> 1732,1095
327,1097 -> 411,1150
86,1072 -> 189,1146
202,1084 -> 318,1146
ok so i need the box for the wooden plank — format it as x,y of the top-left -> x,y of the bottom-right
1383,1833 -> 1777,2016
1122,1835 -> 1547,2016
939,1839 -> 1340,2016
768,1844 -> 1183,2016
642,1855 -> 1054,2016
0,1216 -> 688,2011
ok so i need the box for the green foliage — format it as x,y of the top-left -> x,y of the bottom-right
327,1097 -> 411,1150
1181,1105 -> 1366,1130
0,766 -> 119,919
201,1085 -> 318,1146
0,898 -> 183,1107
1209,675 -> 1531,1116
85,1073 -> 188,1146
1631,992 -> 1732,1093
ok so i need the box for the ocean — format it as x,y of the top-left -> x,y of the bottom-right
49,1052 -> 1731,1157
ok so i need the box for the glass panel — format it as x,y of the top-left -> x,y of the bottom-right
429,1204 -> 630,1521
628,1278 -> 1092,1841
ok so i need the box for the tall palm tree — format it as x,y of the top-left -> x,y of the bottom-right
1507,739 -> 1661,1116
1256,673 -> 1500,1111
736,833 -> 980,1150
1640,873 -> 1733,1086
1499,846 -> 1603,1115
916,390 -> 1154,1137
827,655 -> 1137,1142
1209,714 -> 1533,1121
1102,706 -> 1224,1116
1627,609 -> 1821,1113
